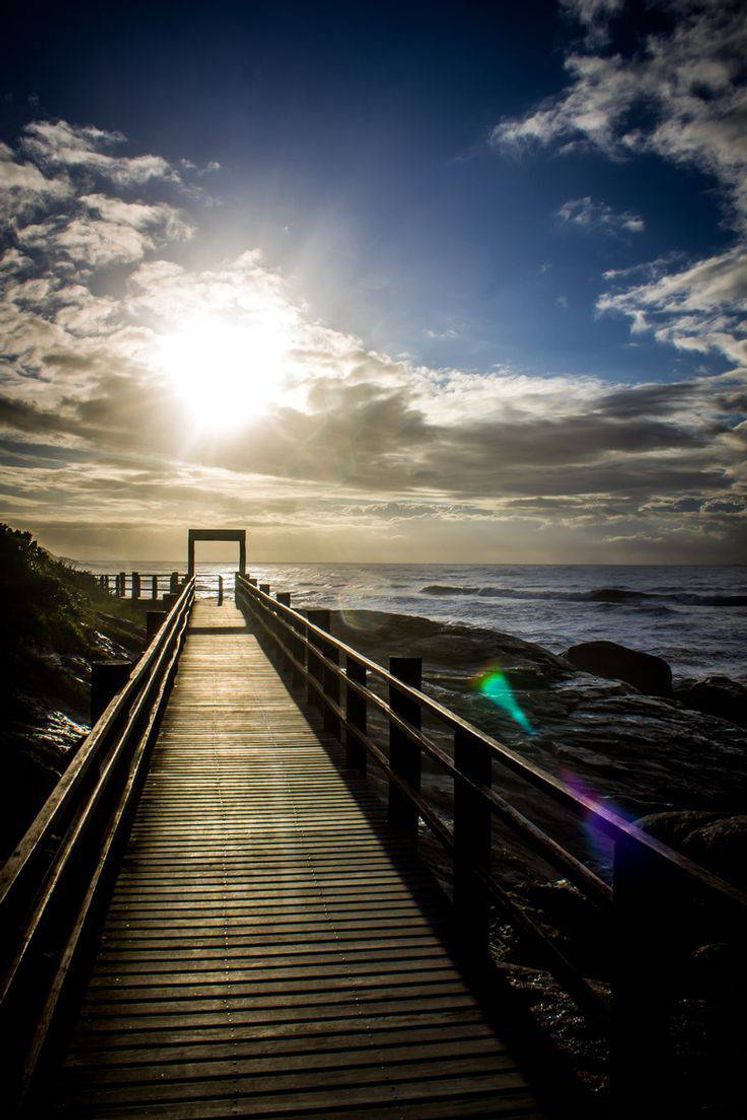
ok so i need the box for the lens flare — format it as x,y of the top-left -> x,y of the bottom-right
561,768 -> 633,866
472,663 -> 533,735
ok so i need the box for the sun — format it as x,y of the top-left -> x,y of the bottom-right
155,316 -> 289,430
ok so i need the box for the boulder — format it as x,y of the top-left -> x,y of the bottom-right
684,815 -> 747,890
675,675 -> 747,727
563,639 -> 672,696
637,811 -> 747,890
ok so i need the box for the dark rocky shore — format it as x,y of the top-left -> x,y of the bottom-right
330,608 -> 746,1104
332,609 -> 746,850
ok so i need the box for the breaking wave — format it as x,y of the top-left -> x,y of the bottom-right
420,584 -> 747,607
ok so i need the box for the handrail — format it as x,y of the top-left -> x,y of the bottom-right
236,572 -> 746,1111
0,578 -> 193,918
236,575 -> 745,912
0,577 -> 194,1112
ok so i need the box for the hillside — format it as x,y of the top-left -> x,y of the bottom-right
0,525 -> 148,857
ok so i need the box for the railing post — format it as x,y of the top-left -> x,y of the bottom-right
90,660 -> 134,724
131,572 -> 141,600
304,610 -> 339,736
274,593 -> 292,672
259,583 -> 271,594
146,610 -> 166,640
304,610 -> 327,710
345,657 -> 367,772
169,571 -> 179,594
150,574 -> 158,599
217,575 -> 223,604
453,727 -> 492,956
388,657 -> 422,837
611,835 -> 678,1115
118,572 -> 126,597
322,635 -> 340,739
281,596 -> 307,687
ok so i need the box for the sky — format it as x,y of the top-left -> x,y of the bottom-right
0,0 -> 745,563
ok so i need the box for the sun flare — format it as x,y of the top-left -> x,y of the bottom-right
156,316 -> 289,430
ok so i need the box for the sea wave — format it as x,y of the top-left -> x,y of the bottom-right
669,593 -> 747,607
420,584 -> 747,607
420,584 -> 480,596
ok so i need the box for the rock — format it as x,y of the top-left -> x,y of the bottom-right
675,675 -> 747,727
637,811 -> 747,890
636,810 -> 721,850
332,610 -> 569,682
688,942 -> 744,997
563,639 -> 672,696
523,880 -> 609,975
684,816 -> 747,891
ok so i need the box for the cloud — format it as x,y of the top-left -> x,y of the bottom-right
561,0 -> 624,47
598,247 -> 747,364
0,117 -> 744,561
22,120 -> 179,187
493,1 -> 747,228
0,141 -> 71,223
16,194 -> 194,268
1,119 -> 195,279
556,196 -> 644,233
492,2 -> 747,379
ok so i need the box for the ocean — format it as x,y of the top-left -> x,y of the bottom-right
84,562 -> 747,682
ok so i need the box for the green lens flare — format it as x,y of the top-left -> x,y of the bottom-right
475,669 -> 533,734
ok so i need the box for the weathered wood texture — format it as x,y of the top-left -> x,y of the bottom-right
53,601 -> 540,1119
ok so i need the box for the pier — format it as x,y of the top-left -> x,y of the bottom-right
1,533 -> 745,1118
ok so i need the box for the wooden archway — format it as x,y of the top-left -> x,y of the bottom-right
187,528 -> 246,577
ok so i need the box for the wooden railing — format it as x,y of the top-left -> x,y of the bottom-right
236,573 -> 746,1114
95,570 -> 185,598
0,578 -> 195,1113
96,571 -> 224,600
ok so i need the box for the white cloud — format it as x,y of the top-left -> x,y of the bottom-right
598,247 -> 747,364
0,141 -> 71,223
493,2 -> 747,376
4,124 -> 194,270
493,1 -> 747,228
22,120 -> 179,187
557,196 -> 644,233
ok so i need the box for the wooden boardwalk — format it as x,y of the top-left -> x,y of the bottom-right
53,601 -> 541,1119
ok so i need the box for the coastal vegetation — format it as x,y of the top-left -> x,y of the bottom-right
0,524 -> 147,857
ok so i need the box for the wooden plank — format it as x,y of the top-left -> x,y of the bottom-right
52,601 -> 540,1118
56,1080 -> 540,1119
64,1017 -> 496,1066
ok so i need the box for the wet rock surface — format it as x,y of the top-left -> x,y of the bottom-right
333,610 -> 747,832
